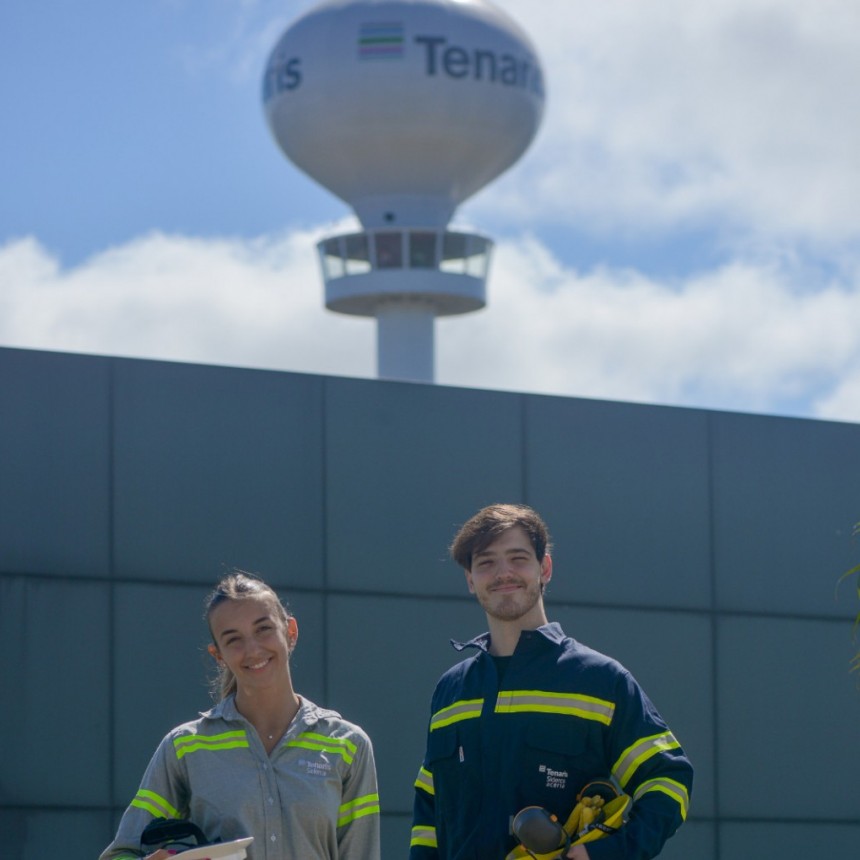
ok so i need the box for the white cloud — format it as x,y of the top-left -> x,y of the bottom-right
0,230 -> 375,378
3,1 -> 860,427
3,228 -> 860,423
479,0 -> 860,246
444,237 -> 860,421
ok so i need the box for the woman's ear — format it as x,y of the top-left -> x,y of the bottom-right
287,616 -> 298,650
207,643 -> 221,662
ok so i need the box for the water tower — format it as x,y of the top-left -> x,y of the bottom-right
263,0 -> 545,382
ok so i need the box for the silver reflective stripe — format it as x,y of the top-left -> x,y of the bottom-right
338,792 -> 380,826
613,731 -> 681,787
495,689 -> 615,725
410,825 -> 437,848
130,788 -> 180,819
633,777 -> 690,820
430,698 -> 483,730
414,766 -> 435,795
173,730 -> 249,759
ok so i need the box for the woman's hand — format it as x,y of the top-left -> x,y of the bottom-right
566,846 -> 591,859
143,850 -> 173,860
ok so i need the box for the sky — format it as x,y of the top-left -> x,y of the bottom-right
3,0 -> 860,423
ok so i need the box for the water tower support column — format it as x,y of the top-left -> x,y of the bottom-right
376,300 -> 436,382
264,0 -> 544,382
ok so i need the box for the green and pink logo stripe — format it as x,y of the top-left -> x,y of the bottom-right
358,22 -> 405,59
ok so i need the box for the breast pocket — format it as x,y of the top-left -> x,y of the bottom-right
516,719 -> 607,817
426,724 -> 482,825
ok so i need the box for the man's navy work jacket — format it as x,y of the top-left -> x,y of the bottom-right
409,623 -> 693,860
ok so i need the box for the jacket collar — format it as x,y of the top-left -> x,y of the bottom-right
451,621 -> 566,653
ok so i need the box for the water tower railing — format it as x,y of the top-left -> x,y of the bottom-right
318,229 -> 493,281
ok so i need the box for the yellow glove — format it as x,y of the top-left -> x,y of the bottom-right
508,781 -> 630,859
570,794 -> 630,845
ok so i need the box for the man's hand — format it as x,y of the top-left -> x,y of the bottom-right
565,845 -> 590,860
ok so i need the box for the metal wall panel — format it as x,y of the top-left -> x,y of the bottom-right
111,583 -> 218,804
657,819 -> 715,860
1,809 -> 112,860
717,615 -> 860,819
0,348 -> 111,577
326,593 -> 482,815
711,411 -> 860,615
524,394 -> 712,609
112,359 -> 325,585
380,815 -> 413,860
720,821 -> 860,859
0,577 -> 111,806
3,346 -> 860,860
325,378 -> 525,595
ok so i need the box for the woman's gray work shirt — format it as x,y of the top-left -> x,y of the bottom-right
99,696 -> 381,860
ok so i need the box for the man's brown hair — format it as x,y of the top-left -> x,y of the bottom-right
449,503 -> 552,570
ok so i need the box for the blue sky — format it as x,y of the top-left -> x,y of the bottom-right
3,0 -> 860,422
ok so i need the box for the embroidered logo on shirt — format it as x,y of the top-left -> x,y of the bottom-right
298,757 -> 333,777
539,764 -> 568,790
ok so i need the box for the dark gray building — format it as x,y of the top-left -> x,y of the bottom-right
2,345 -> 859,860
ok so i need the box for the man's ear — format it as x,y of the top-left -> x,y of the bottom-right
540,553 -> 553,585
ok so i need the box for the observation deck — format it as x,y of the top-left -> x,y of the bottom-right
318,228 -> 491,317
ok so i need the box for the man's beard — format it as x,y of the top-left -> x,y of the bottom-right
477,578 -> 543,621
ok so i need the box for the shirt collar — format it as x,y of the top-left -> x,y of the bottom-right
200,695 -> 239,722
201,695 -> 332,733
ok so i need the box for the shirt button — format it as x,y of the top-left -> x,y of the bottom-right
268,797 -> 274,805
270,834 -> 277,842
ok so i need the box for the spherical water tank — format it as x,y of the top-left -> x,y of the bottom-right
263,0 -> 545,228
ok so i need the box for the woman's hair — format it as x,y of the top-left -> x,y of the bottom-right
449,503 -> 552,570
204,570 -> 291,701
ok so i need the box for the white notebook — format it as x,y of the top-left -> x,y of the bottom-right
171,836 -> 254,860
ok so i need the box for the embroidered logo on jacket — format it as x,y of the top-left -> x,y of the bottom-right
539,764 -> 568,790
299,757 -> 333,777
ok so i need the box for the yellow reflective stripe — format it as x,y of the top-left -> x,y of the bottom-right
173,730 -> 249,759
285,732 -> 357,764
414,766 -> 434,796
430,699 -> 483,730
338,792 -> 380,826
612,731 -> 681,787
634,777 -> 690,820
495,690 -> 615,725
410,825 -> 438,848
130,788 -> 180,819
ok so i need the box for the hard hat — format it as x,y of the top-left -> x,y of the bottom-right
140,818 -> 253,860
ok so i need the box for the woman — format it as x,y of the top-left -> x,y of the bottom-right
100,571 -> 381,860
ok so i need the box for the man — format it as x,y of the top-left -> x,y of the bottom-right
409,504 -> 693,860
